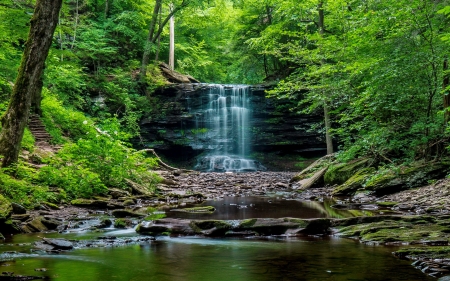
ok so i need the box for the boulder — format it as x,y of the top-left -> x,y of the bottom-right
98,218 -> 112,228
27,217 -> 49,232
112,209 -> 144,218
324,158 -> 374,185
0,194 -> 12,223
364,162 -> 450,195
109,188 -> 131,199
332,167 -> 375,195
11,203 -> 26,214
135,217 -> 332,237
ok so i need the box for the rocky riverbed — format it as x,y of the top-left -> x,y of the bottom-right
3,171 -> 450,280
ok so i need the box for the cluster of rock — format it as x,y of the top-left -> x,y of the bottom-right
291,156 -> 450,197
156,171 -> 297,199
136,217 -> 331,237
33,236 -> 154,252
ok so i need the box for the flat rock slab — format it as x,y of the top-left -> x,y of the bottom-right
42,238 -> 73,250
136,217 -> 332,237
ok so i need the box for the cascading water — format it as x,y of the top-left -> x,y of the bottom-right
195,84 -> 265,172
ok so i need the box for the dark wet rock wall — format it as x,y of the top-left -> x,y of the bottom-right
136,83 -> 326,169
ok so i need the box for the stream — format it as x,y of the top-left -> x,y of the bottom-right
0,196 -> 433,281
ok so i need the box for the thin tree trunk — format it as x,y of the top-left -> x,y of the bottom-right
139,0 -> 163,80
169,3 -> 175,70
104,0 -> 110,18
0,0 -> 62,167
155,4 -> 162,62
318,1 -> 333,154
71,0 -> 79,49
140,0 -> 188,80
31,73 -> 44,116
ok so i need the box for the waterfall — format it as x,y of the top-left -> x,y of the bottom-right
195,84 -> 265,172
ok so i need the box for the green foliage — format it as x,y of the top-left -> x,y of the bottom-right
37,165 -> 106,199
0,165 -> 56,207
41,90 -> 95,143
21,128 -> 35,152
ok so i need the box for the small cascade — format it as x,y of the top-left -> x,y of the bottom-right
195,84 -> 265,172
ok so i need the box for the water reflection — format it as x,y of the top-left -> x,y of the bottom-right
165,196 -> 372,220
0,236 -> 432,281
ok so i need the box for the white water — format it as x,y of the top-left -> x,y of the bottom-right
196,84 -> 260,172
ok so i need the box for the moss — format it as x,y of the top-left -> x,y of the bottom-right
376,201 -> 398,207
394,246 -> 450,259
114,219 -> 128,228
284,218 -> 309,228
238,219 -> 257,228
364,162 -> 449,195
189,220 -> 232,233
336,216 -> 450,244
332,167 -> 375,195
123,200 -> 135,206
0,194 -> 12,222
324,158 -> 372,185
173,206 -> 215,213
43,202 -> 60,210
99,218 -> 112,228
70,199 -> 108,208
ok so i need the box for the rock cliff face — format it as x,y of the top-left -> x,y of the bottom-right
137,83 -> 326,170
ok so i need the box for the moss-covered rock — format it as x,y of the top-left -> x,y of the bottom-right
0,194 -> 12,223
71,199 -> 109,208
364,162 -> 450,195
171,206 -> 215,213
112,209 -> 144,218
189,220 -> 232,235
394,246 -> 450,259
332,167 -> 375,195
324,158 -> 373,185
27,216 -> 49,232
334,215 -> 450,244
114,218 -> 132,228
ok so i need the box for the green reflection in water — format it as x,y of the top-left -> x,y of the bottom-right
1,237 -> 432,281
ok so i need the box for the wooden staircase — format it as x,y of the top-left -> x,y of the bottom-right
28,114 -> 52,142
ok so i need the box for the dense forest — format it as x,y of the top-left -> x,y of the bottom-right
1,0 -> 450,204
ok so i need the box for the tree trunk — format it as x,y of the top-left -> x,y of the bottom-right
168,3 -> 175,70
139,0 -> 188,80
31,73 -> 44,116
0,0 -> 62,167
318,1 -> 333,154
139,0 -> 163,81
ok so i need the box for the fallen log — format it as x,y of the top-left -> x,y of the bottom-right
138,149 -> 194,173
298,167 -> 328,190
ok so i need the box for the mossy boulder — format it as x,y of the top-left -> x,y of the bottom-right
334,215 -> 450,244
27,216 -> 49,232
189,220 -> 233,235
324,158 -> 373,185
112,209 -> 144,218
364,162 -> 450,195
114,218 -> 132,228
0,194 -> 12,223
332,167 -> 375,195
170,206 -> 215,213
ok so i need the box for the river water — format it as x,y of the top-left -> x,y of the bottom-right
0,197 -> 433,281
